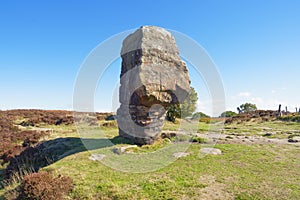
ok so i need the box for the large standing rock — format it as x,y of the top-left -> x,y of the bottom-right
117,26 -> 190,145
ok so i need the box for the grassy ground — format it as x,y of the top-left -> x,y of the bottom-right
45,143 -> 300,200
1,120 -> 300,199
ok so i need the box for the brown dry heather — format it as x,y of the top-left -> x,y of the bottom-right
12,172 -> 73,200
0,112 -> 49,165
225,110 -> 278,124
0,110 -> 113,166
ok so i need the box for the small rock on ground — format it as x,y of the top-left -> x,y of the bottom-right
89,154 -> 106,161
173,152 -> 190,158
288,136 -> 300,143
200,148 -> 222,155
112,145 -> 138,154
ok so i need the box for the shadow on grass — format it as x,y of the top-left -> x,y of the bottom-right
0,169 -> 3,188
2,136 -> 133,182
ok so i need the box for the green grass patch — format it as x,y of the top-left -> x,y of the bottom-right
36,143 -> 300,199
1,120 -> 300,199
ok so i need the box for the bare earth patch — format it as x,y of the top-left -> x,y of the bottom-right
197,175 -> 233,200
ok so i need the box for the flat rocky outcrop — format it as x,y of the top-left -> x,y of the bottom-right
117,26 -> 190,145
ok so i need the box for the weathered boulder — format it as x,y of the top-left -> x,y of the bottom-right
117,26 -> 190,145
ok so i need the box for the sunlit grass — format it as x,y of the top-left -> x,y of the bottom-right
1,119 -> 300,199
43,143 -> 300,199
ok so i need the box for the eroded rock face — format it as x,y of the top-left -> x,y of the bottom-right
117,26 -> 190,145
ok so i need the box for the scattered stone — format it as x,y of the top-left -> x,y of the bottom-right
288,137 -> 300,143
173,152 -> 190,158
89,154 -> 106,161
262,127 -> 273,131
112,145 -> 138,154
117,26 -> 191,145
200,148 -> 222,155
19,121 -> 35,127
105,115 -> 116,121
263,133 -> 273,137
161,131 -> 177,139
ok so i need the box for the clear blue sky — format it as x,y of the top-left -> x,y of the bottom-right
1,0 -> 299,114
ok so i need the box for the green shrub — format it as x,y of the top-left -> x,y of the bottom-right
190,136 -> 207,143
220,111 -> 237,118
192,112 -> 210,119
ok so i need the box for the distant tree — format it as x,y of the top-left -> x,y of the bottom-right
166,87 -> 198,122
166,104 -> 181,123
220,111 -> 237,118
180,87 -> 198,117
238,103 -> 257,113
192,112 -> 210,119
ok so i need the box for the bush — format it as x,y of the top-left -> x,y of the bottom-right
238,103 -> 257,113
220,111 -> 237,118
0,130 -> 48,165
191,112 -> 210,119
16,172 -> 73,200
199,117 -> 211,124
3,147 -> 45,181
101,120 -> 117,128
190,136 -> 207,143
166,87 -> 198,122
278,115 -> 300,122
